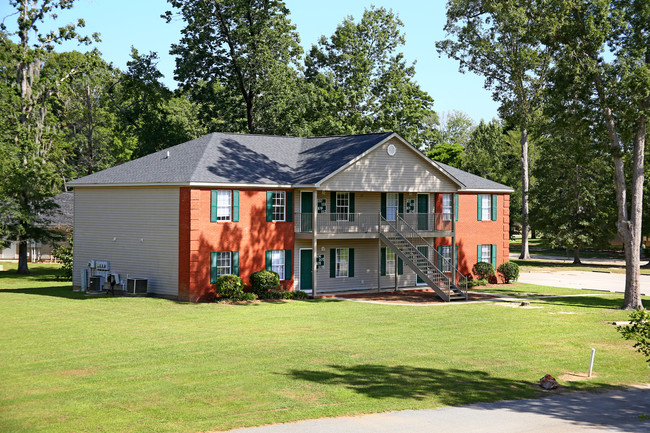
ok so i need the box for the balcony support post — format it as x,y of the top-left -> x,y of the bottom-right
378,213 -> 381,293
312,191 -> 318,296
452,193 -> 457,285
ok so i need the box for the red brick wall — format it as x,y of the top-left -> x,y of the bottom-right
178,187 -> 295,302
435,193 -> 510,281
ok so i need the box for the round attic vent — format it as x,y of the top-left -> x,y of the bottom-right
387,144 -> 397,156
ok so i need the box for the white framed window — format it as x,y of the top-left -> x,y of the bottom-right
216,251 -> 232,277
386,193 -> 399,221
336,248 -> 349,278
481,244 -> 492,264
336,192 -> 349,221
440,245 -> 452,272
442,194 -> 452,221
270,250 -> 285,280
386,248 -> 396,276
481,194 -> 491,221
272,191 -> 286,221
216,190 -> 231,221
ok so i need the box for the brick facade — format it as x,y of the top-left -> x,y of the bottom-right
178,187 -> 295,302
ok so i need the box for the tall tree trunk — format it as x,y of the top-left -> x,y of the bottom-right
17,241 -> 29,275
519,128 -> 531,260
573,247 -> 581,265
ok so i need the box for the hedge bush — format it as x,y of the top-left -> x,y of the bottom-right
250,270 -> 280,296
214,274 -> 244,299
498,261 -> 520,283
472,262 -> 495,280
468,278 -> 488,287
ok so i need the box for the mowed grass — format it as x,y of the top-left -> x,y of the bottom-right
1,264 -> 649,433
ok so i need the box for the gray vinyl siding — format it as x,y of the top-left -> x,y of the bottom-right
321,138 -> 458,192
294,238 -> 440,292
72,187 -> 180,296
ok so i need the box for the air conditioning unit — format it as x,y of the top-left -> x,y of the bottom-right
126,278 -> 148,294
89,275 -> 104,291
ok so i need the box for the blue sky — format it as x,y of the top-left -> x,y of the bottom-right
1,0 -> 501,123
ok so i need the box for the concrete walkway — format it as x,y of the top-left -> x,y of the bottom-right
222,386 -> 650,433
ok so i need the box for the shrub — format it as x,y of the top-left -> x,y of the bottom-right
473,262 -> 495,280
498,261 -> 520,283
291,290 -> 310,300
214,275 -> 244,299
239,292 -> 258,302
52,235 -> 73,281
617,309 -> 650,363
468,278 -> 488,287
250,270 -> 280,296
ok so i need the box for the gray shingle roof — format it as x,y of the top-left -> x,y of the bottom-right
68,131 -> 512,192
434,162 -> 514,192
68,132 -> 394,186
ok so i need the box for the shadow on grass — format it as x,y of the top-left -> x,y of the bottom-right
539,296 -> 630,310
287,364 -> 536,405
0,286 -> 92,300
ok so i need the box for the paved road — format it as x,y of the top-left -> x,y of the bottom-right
516,270 -> 650,296
509,253 -> 630,266
222,386 -> 650,433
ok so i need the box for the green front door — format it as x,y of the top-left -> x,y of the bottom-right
300,249 -> 313,291
417,194 -> 429,230
301,192 -> 313,232
416,245 -> 428,284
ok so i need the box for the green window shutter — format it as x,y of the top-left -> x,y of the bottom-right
286,191 -> 293,222
266,191 -> 273,222
330,248 -> 336,278
232,190 -> 239,222
398,257 -> 403,275
210,252 -> 217,284
454,245 -> 458,268
477,245 -> 482,263
492,195 -> 497,221
285,249 -> 292,280
437,246 -> 443,269
232,251 -> 239,276
210,191 -> 218,222
477,194 -> 482,220
349,193 -> 355,222
381,193 -> 387,218
455,194 -> 459,221
349,248 -> 354,277
380,248 -> 386,276
266,250 -> 272,271
492,244 -> 497,269
330,191 -> 337,221
398,193 -> 404,215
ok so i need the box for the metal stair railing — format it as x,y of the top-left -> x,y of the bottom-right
380,214 -> 454,301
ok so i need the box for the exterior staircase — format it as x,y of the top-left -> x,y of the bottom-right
379,215 -> 467,302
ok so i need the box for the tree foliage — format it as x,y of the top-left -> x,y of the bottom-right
305,6 -> 436,147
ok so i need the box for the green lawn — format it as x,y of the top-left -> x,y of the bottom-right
1,264 -> 648,433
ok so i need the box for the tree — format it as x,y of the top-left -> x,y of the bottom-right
437,0 -> 551,260
305,6 -> 436,147
432,110 -> 475,151
0,0 -> 96,274
426,142 -> 465,168
541,0 -> 648,309
164,0 -> 303,134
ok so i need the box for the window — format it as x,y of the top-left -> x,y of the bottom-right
272,191 -> 286,221
440,245 -> 452,272
216,251 -> 232,276
481,194 -> 491,221
386,249 -> 396,276
216,191 -> 231,221
442,194 -> 452,221
336,248 -> 349,277
210,251 -> 239,284
386,193 -> 398,221
481,244 -> 492,264
270,250 -> 285,280
336,192 -> 349,221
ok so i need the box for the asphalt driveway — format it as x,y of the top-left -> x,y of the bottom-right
221,386 -> 650,433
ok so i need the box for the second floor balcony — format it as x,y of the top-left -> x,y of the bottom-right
294,212 -> 454,238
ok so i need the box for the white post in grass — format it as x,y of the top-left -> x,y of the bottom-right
588,348 -> 596,377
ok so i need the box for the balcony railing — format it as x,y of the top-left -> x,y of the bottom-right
294,212 -> 453,234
